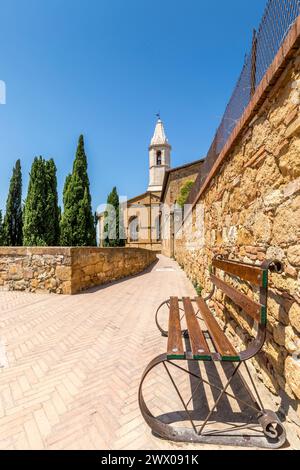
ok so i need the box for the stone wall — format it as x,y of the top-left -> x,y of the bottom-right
0,248 -> 72,294
0,247 -> 157,295
174,44 -> 300,416
71,247 -> 157,293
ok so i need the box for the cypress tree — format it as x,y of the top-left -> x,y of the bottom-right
3,159 -> 23,246
44,159 -> 60,245
104,187 -> 125,247
23,157 -> 60,246
0,210 -> 3,245
60,135 -> 96,246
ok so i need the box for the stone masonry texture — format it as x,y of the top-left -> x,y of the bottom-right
174,47 -> 300,418
0,247 -> 157,295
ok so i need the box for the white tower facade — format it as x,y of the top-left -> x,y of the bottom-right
147,118 -> 171,192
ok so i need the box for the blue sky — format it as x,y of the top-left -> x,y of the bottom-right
0,0 -> 266,213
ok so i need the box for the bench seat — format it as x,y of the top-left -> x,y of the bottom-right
167,296 -> 239,362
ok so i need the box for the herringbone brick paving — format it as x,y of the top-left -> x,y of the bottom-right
0,256 -> 298,450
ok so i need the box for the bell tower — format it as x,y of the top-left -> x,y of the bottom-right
147,116 -> 171,193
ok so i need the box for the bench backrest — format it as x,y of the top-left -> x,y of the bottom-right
210,257 -> 282,360
211,257 -> 283,320
211,258 -> 269,326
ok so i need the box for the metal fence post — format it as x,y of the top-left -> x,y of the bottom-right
250,29 -> 257,96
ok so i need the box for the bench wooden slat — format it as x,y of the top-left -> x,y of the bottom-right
212,259 -> 266,287
211,274 -> 262,323
167,297 -> 185,359
196,297 -> 238,359
182,297 -> 210,358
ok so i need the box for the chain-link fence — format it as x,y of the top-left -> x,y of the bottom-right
187,0 -> 300,206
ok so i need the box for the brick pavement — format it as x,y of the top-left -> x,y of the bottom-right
0,255 -> 298,450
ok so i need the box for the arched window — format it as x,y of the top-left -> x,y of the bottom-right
129,216 -> 139,242
156,150 -> 162,166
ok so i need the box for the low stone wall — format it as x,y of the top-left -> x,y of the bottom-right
0,248 -> 72,294
0,247 -> 157,295
71,248 -> 157,293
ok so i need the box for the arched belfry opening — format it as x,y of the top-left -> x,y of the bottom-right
156,150 -> 162,166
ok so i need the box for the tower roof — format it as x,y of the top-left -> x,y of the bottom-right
150,118 -> 169,146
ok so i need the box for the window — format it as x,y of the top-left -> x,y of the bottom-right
129,216 -> 139,242
156,151 -> 162,166
155,215 -> 161,242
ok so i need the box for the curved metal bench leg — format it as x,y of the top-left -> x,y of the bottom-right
139,356 -> 287,449
155,300 -> 188,338
155,302 -> 169,337
258,411 -> 286,448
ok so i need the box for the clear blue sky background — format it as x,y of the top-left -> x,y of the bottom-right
0,0 -> 267,213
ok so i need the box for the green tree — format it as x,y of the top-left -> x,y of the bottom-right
0,210 -> 3,245
23,157 -> 60,246
104,186 -> 125,247
60,135 -> 96,246
2,159 -> 23,246
44,159 -> 60,245
177,180 -> 194,208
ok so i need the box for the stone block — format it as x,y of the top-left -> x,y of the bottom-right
55,266 -> 71,282
273,324 -> 298,353
255,156 -> 284,191
23,269 -> 34,280
272,196 -> 300,245
252,213 -> 272,244
263,190 -> 284,210
284,107 -> 299,127
287,245 -> 300,267
237,228 -> 254,246
61,281 -> 72,295
285,356 -> 300,399
279,139 -> 300,178
283,178 -> 300,199
270,273 -> 299,298
289,302 -> 300,333
285,116 -> 300,138
264,336 -> 286,372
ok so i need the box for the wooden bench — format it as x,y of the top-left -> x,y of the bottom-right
139,257 -> 286,449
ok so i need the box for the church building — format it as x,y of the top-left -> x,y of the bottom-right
123,117 -> 171,251
98,117 -> 203,252
124,117 -> 203,253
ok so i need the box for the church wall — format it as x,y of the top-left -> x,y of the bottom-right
173,40 -> 300,422
161,162 -> 203,257
124,192 -> 162,252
